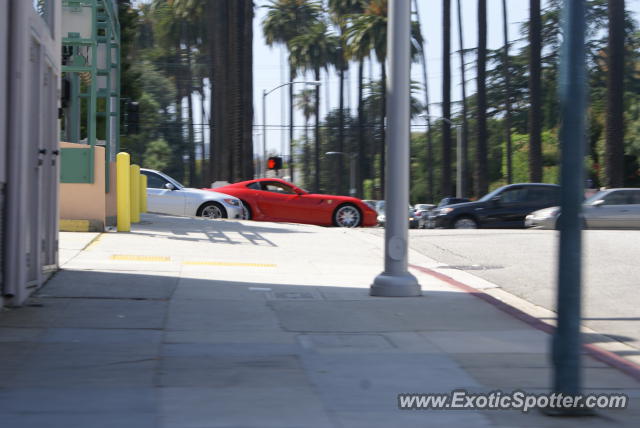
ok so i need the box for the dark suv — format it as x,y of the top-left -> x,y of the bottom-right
432,183 -> 561,229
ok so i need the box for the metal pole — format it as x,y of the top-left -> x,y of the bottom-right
262,89 -> 267,178
456,125 -> 462,198
371,0 -> 421,297
552,0 -> 587,406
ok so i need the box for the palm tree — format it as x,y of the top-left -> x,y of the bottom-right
475,0 -> 488,197
442,0 -> 452,197
173,0 -> 254,183
413,0 -> 434,202
605,0 -> 625,187
294,88 -> 316,188
263,0 -> 322,183
328,0 -> 364,195
346,0 -> 388,198
289,22 -> 339,193
502,0 -> 513,184
528,0 -> 543,182
456,0 -> 469,196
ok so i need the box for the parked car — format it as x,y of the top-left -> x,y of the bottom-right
362,200 -> 380,210
425,197 -> 471,228
203,178 -> 377,227
525,188 -> 640,229
413,203 -> 435,229
432,183 -> 561,229
140,168 -> 244,219
376,202 -> 419,229
437,197 -> 471,207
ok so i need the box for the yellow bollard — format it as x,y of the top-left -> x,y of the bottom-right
116,153 -> 131,232
130,164 -> 141,223
140,174 -> 147,213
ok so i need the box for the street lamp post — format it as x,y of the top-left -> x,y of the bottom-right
420,114 -> 463,198
370,0 -> 421,298
325,151 -> 357,196
262,81 -> 321,180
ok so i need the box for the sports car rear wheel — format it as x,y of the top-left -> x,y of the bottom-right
198,202 -> 227,219
334,204 -> 361,228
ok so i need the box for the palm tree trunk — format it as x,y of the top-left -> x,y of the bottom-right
475,0 -> 489,197
414,0 -> 434,202
241,0 -> 254,180
338,40 -> 346,195
605,0 -> 625,187
186,42 -> 197,187
357,60 -> 365,198
200,84 -> 208,185
379,61 -> 386,200
314,67 -> 321,193
502,0 -> 513,184
289,66 -> 295,181
528,0 -> 543,182
456,0 -> 469,196
442,0 -> 452,197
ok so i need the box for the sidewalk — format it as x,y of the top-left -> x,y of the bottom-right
0,213 -> 637,427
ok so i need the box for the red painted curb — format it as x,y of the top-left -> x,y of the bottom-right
409,263 -> 640,383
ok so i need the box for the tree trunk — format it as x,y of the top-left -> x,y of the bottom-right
475,0 -> 488,197
528,0 -> 543,182
605,0 -> 625,187
338,36 -> 345,195
314,67 -> 321,193
502,0 -> 513,184
209,0 -> 253,183
209,0 -> 228,182
289,66 -> 295,181
414,0 -> 434,202
186,42 -> 197,187
357,60 -> 365,198
456,0 -> 469,197
442,0 -> 452,198
379,61 -> 386,200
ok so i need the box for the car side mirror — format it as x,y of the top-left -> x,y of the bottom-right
491,196 -> 501,206
165,183 -> 176,191
592,199 -> 604,207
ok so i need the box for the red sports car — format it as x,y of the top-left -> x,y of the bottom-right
204,178 -> 377,227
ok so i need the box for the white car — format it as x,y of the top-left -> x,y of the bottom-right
140,168 -> 244,220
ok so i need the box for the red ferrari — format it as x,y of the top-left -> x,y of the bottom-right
204,178 -> 377,227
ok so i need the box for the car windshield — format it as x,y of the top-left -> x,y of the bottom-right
163,174 -> 184,189
477,186 -> 506,202
584,190 -> 608,205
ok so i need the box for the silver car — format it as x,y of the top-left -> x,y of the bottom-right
525,188 -> 640,229
140,168 -> 244,220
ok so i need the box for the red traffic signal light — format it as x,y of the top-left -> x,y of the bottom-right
267,156 -> 283,170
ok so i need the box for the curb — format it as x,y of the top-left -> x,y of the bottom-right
409,263 -> 640,383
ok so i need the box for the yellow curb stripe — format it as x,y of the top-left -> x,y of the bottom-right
110,255 -> 171,262
183,261 -> 277,268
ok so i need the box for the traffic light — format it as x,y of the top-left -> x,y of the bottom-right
267,156 -> 283,170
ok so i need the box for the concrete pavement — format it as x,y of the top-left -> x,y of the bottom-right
0,213 -> 638,427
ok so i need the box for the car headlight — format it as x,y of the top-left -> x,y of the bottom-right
223,198 -> 240,207
440,207 -> 454,214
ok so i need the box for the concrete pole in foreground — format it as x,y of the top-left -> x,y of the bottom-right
370,0 -> 421,297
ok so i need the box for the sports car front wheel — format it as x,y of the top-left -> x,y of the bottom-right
334,204 -> 361,228
198,202 -> 227,219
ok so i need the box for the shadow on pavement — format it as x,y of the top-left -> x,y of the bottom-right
0,269 -> 637,428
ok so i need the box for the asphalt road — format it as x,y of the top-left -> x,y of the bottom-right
363,228 -> 640,352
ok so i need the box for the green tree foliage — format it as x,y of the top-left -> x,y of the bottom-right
143,138 -> 173,171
